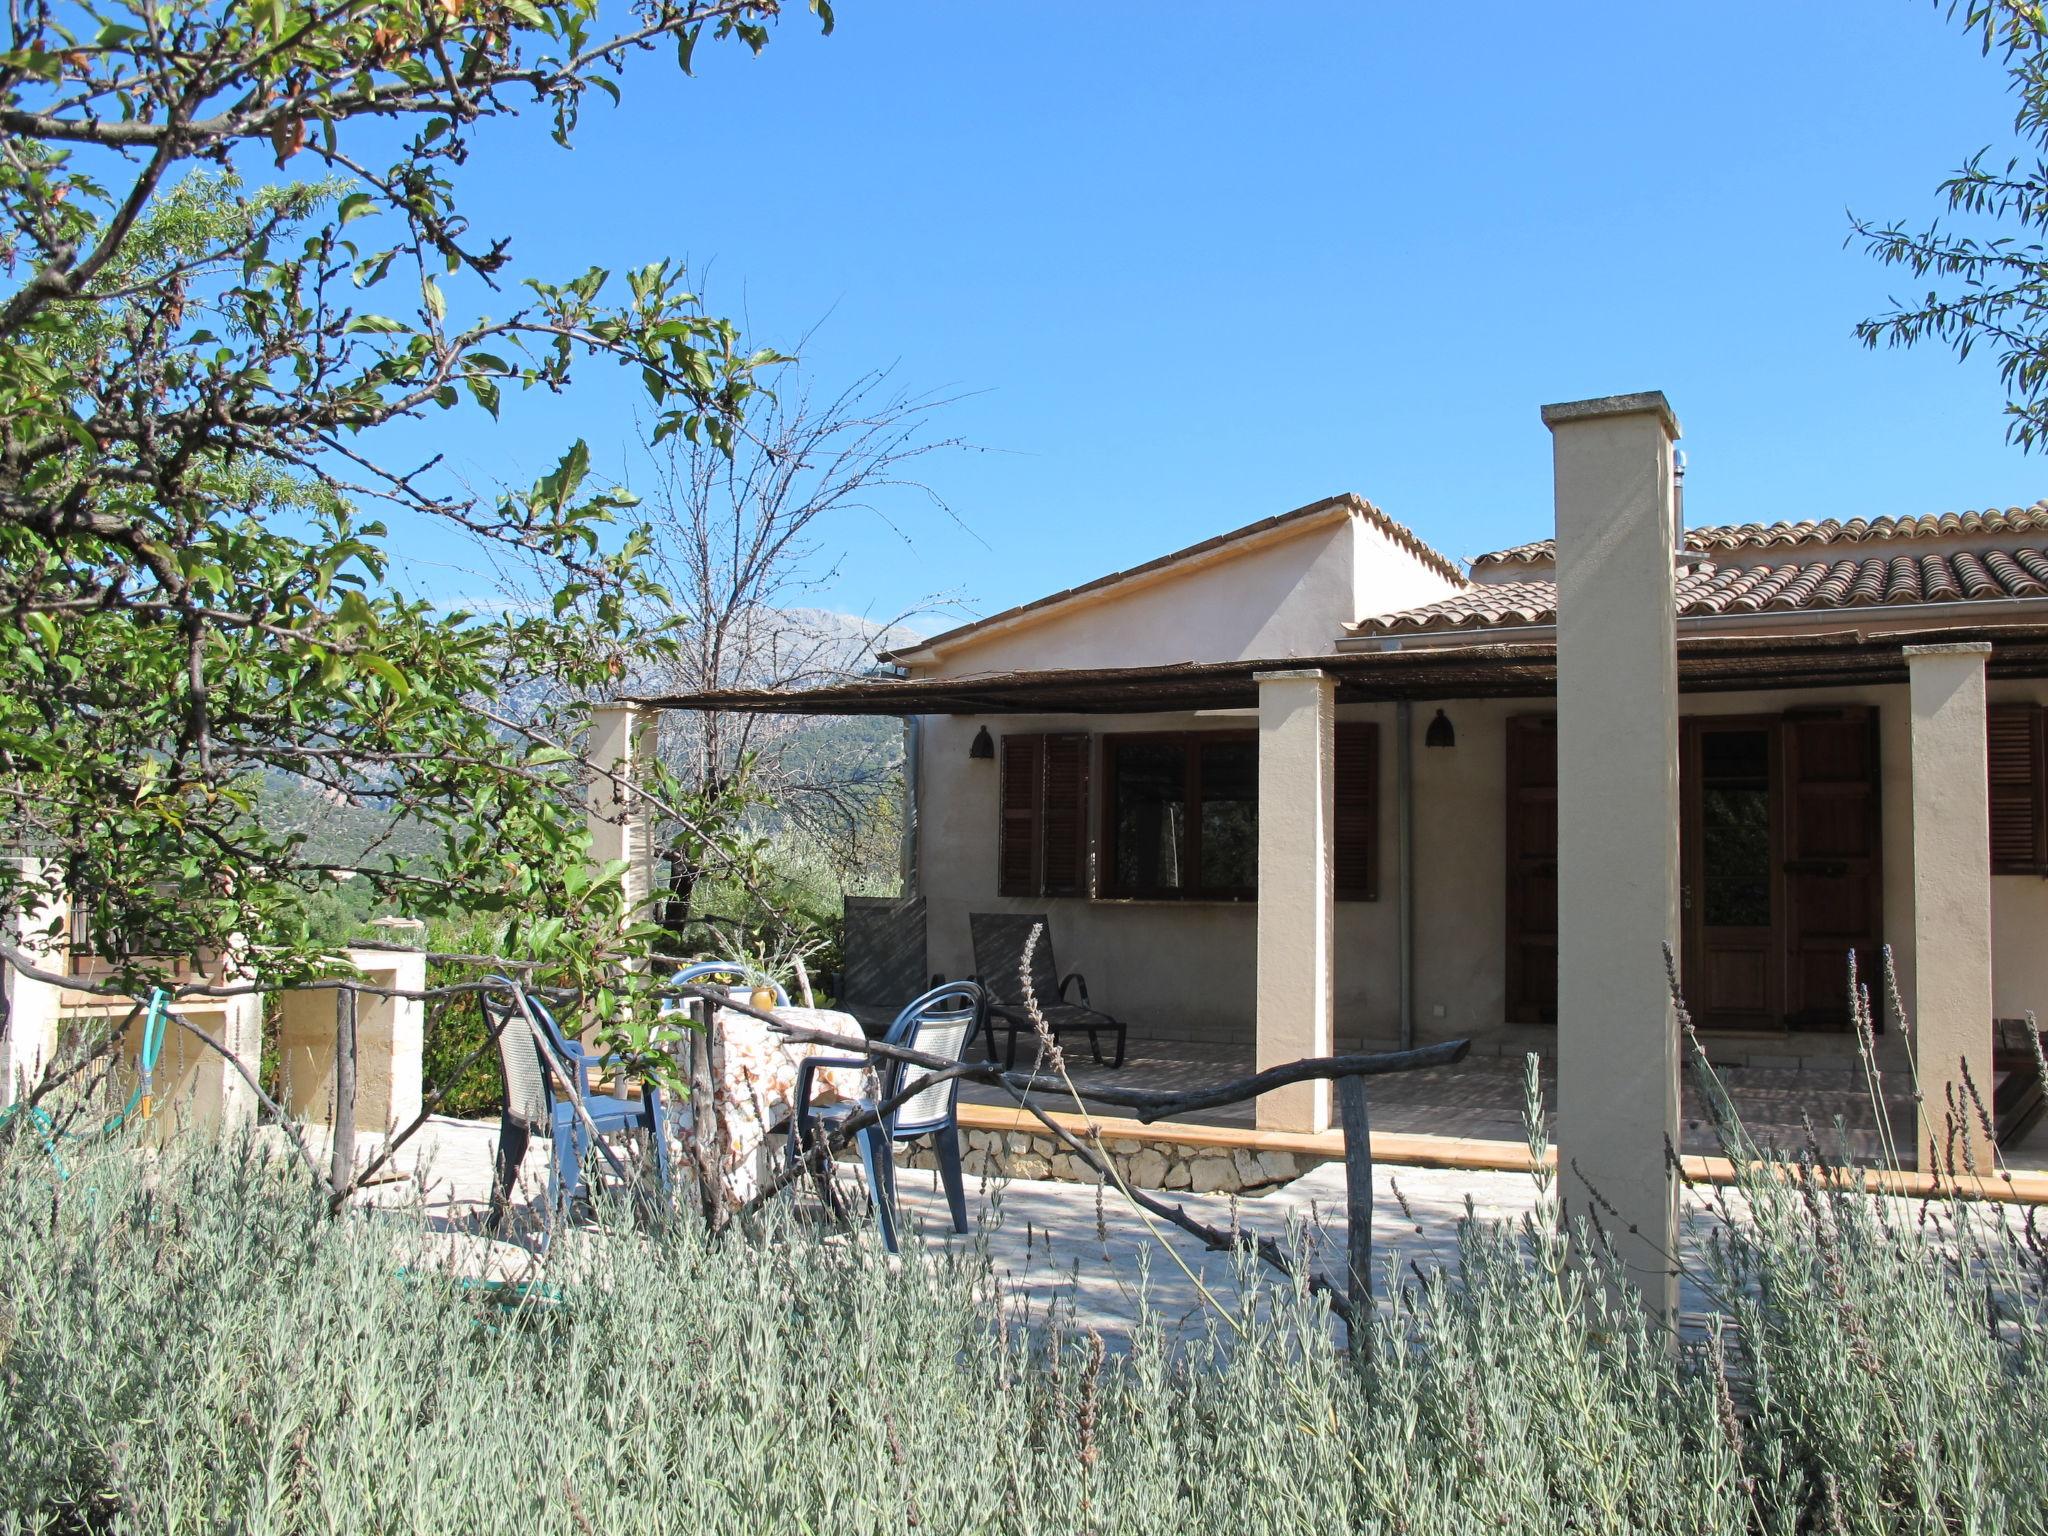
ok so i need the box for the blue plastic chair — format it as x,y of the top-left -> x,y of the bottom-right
787,980 -> 985,1253
483,981 -> 671,1228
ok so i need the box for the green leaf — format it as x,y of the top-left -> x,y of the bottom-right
360,656 -> 411,696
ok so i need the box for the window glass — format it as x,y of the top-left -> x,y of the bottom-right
1198,739 -> 1258,891
1111,741 -> 1187,892
1700,729 -> 1771,928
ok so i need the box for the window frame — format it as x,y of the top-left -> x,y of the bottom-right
1096,730 -> 1257,902
1092,726 -> 1380,903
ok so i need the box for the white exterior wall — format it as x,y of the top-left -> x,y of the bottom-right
907,513 -> 1458,675
907,501 -> 1449,1049
0,859 -> 66,1105
277,947 -> 427,1154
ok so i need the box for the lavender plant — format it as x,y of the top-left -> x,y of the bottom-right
3,993 -> 2046,1532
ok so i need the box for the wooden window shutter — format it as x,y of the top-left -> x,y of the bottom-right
1988,703 -> 2048,875
1040,734 -> 1091,896
998,734 -> 1042,897
1334,722 -> 1379,900
999,732 -> 1091,897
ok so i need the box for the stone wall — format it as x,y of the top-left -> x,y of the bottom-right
901,1126 -> 1329,1197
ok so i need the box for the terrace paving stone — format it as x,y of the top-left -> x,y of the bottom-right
395,1115 -> 1735,1346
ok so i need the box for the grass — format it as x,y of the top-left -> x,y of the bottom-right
2,1048 -> 2046,1532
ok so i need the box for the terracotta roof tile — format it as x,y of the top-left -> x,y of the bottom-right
1352,544 -> 2048,637
1468,502 -> 2048,568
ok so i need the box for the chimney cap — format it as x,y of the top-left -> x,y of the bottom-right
1540,391 -> 1681,440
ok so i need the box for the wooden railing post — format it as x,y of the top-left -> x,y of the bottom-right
1335,1073 -> 1373,1320
329,986 -> 357,1193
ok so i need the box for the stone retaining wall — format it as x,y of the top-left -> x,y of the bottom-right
900,1126 -> 1331,1197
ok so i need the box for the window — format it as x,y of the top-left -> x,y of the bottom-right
1990,702 -> 2048,875
1095,724 -> 1380,902
1097,733 -> 1257,900
998,733 -> 1090,897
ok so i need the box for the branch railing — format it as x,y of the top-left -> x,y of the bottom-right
678,980 -> 1469,1331
0,934 -> 1468,1332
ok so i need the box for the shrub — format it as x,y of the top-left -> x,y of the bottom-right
1,1056 -> 2045,1533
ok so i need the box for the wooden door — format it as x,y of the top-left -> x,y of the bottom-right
1681,720 -> 1782,1030
1504,716 -> 1559,1024
1780,708 -> 1883,1030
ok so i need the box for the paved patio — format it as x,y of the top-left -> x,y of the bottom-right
398,1114 -> 1737,1345
959,1040 -> 1942,1164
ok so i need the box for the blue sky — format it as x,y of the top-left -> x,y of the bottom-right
392,2 -> 2045,631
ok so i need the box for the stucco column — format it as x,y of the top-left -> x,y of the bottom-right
1904,641 -> 1995,1173
1546,391 -> 1683,1322
1255,668 -> 1336,1133
0,858 -> 66,1107
586,702 -> 656,931
278,945 -> 425,1155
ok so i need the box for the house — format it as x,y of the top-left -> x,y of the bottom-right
639,394 -> 2048,1187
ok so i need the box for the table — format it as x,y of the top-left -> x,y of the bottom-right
680,1000 -> 871,1211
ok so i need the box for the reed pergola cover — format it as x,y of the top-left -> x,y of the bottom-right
630,623 -> 2048,716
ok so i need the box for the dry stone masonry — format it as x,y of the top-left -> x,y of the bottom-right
900,1127 -> 1324,1197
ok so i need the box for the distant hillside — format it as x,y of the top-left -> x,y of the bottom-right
255,773 -> 442,871
250,608 -> 923,871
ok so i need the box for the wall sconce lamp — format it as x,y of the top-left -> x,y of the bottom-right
969,725 -> 995,760
1424,709 -> 1456,749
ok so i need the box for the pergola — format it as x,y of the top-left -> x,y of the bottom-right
628,624 -> 2048,717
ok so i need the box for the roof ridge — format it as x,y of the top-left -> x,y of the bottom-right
1469,501 -> 2048,568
